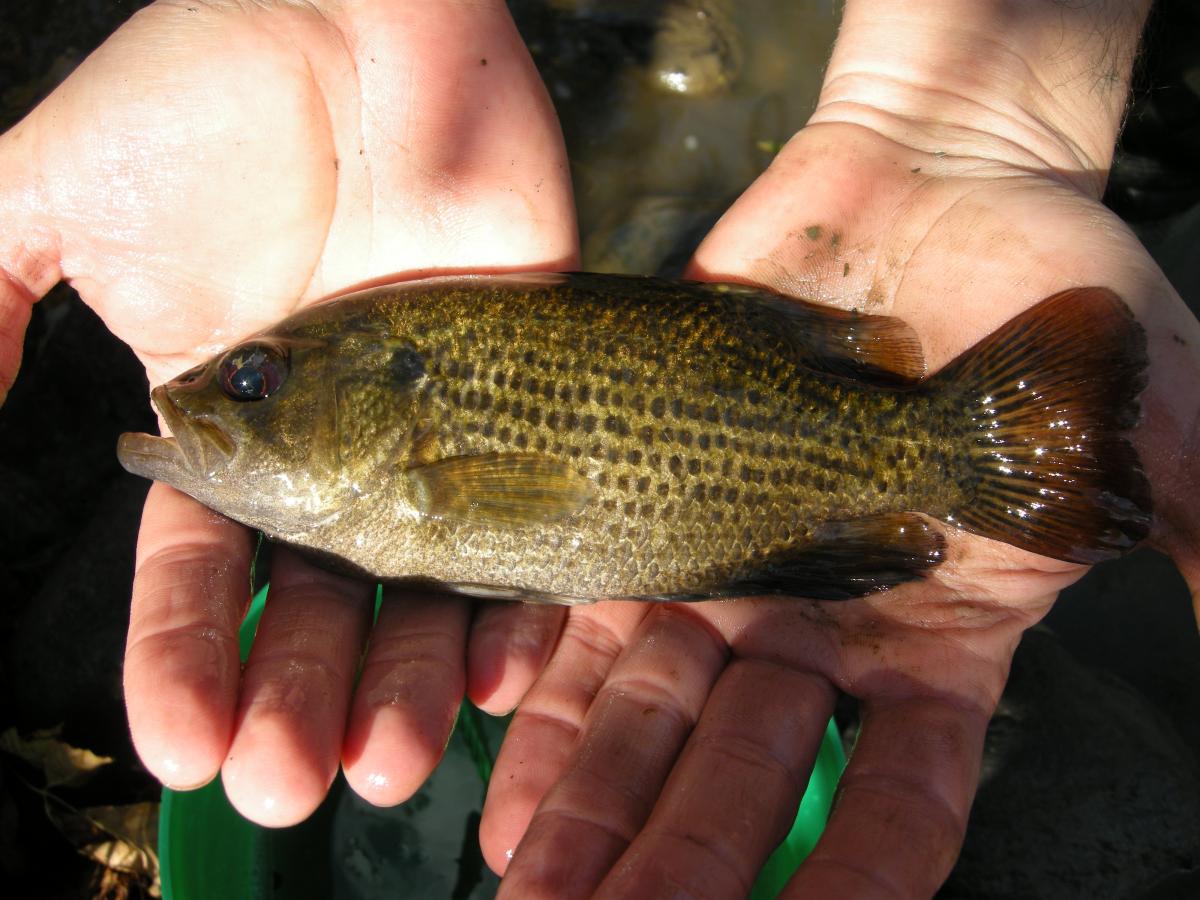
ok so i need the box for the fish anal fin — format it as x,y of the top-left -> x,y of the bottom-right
408,452 -> 593,528
720,513 -> 945,600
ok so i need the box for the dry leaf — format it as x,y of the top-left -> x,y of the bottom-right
84,802 -> 159,849
0,726 -> 113,788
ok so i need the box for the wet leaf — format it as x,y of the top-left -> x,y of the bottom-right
0,726 -> 113,788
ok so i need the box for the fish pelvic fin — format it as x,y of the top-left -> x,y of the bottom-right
931,287 -> 1152,564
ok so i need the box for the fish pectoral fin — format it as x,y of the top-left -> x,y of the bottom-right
408,452 -> 593,528
712,282 -> 926,385
725,513 -> 946,600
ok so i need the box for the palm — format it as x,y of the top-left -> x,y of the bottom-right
474,123 -> 1200,898
19,1 -> 574,385
3,0 -> 576,825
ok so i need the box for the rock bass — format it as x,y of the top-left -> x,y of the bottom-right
117,273 -> 1151,603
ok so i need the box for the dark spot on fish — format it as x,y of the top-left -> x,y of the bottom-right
535,436 -> 548,451
650,397 -> 666,418
582,414 -> 598,434
679,430 -> 693,448
805,225 -> 822,241
1172,333 -> 1188,346
639,425 -> 655,446
510,399 -> 524,419
390,347 -> 426,384
668,455 -> 683,476
843,263 -> 851,277
627,449 -> 643,465
578,384 -> 591,403
526,407 -> 542,426
482,422 -> 495,438
499,426 -> 512,443
687,458 -> 701,476
546,411 -> 560,430
698,433 -> 711,451
636,476 -> 650,493
692,483 -> 707,502
656,482 -> 669,497
515,432 -> 528,449
603,499 -> 617,512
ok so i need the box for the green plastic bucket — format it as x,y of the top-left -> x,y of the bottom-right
159,587 -> 845,899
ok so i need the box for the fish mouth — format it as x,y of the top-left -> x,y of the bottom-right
117,388 -> 236,484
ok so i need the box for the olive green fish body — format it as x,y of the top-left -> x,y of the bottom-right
118,273 -> 1151,603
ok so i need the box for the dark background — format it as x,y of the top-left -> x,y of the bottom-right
1,2 -> 1199,898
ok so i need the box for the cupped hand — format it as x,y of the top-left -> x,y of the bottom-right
468,119 -> 1200,898
0,0 -> 576,826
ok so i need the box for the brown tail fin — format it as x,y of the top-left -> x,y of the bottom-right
928,287 -> 1152,564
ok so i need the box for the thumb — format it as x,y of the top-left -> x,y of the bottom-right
0,116 -> 63,404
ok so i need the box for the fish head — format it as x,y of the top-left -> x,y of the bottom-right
117,319 -> 431,532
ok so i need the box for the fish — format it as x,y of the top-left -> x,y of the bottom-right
116,272 -> 1152,603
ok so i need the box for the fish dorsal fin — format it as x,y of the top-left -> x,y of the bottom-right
711,282 -> 927,386
408,453 -> 593,528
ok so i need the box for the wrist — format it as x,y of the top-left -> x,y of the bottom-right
811,0 -> 1151,196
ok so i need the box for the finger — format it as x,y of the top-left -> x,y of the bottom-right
341,589 -> 470,806
467,602 -> 567,714
593,659 -> 836,899
496,604 -> 729,900
479,601 -> 651,874
221,548 -> 373,827
783,694 -> 989,900
124,483 -> 252,788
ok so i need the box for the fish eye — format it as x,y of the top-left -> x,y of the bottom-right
218,344 -> 288,401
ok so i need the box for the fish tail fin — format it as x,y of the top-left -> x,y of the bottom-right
930,287 -> 1152,563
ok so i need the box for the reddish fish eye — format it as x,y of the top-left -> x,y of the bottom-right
218,344 -> 288,401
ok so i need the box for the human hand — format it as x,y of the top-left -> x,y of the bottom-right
0,0 -> 576,826
469,1 -> 1200,896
